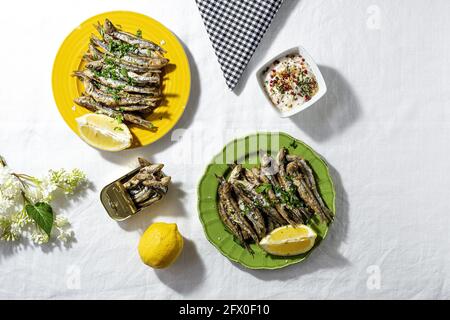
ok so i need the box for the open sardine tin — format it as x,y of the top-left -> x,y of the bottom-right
100,166 -> 167,221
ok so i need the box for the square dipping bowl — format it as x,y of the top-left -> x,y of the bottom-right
256,46 -> 327,118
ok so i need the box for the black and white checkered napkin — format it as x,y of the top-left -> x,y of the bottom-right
196,0 -> 284,90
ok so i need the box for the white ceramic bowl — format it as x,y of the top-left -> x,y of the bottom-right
256,46 -> 327,118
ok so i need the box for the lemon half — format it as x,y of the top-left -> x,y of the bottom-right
76,113 -> 132,151
138,222 -> 184,269
259,224 -> 317,256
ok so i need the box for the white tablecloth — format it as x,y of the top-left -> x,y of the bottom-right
1,0 -> 449,299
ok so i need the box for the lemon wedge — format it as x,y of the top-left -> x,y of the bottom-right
76,114 -> 132,151
259,224 -> 317,256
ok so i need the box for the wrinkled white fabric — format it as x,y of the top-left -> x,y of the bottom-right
1,0 -> 449,299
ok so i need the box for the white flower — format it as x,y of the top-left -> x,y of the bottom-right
0,167 -> 21,197
0,216 -> 21,241
9,222 -> 22,237
40,178 -> 57,201
0,168 -> 23,216
54,215 -> 74,243
0,166 -> 12,185
24,186 -> 44,203
0,157 -> 86,245
47,169 -> 86,194
57,229 -> 74,243
31,229 -> 49,244
55,215 -> 69,227
0,195 -> 14,213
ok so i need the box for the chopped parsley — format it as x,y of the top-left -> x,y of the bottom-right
115,113 -> 124,124
106,87 -> 123,102
255,183 -> 272,194
91,59 -> 136,86
107,39 -> 138,58
273,184 -> 303,209
255,178 -> 304,209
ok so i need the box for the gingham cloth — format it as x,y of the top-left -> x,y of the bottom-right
196,0 -> 284,90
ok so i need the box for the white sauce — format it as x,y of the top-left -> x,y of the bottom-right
263,54 -> 318,112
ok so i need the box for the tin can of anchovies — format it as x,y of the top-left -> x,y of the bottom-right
100,169 -> 168,221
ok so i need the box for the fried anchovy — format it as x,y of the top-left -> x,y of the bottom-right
138,194 -> 162,208
260,153 -> 281,185
233,185 -> 266,239
74,95 -> 118,118
286,162 -> 331,223
287,155 -> 333,222
243,168 -> 260,185
91,34 -> 168,68
95,24 -> 155,57
123,164 -> 164,189
276,148 -> 311,221
220,180 -> 259,243
74,69 -> 156,94
73,95 -> 155,129
248,167 -> 287,227
95,82 -> 161,99
233,179 -> 286,226
218,195 -> 248,250
86,60 -> 161,85
218,178 -> 254,253
257,173 -> 301,226
101,31 -> 166,60
85,48 -> 158,74
104,19 -> 166,53
259,152 -> 302,225
75,92 -> 154,113
133,186 -> 151,203
127,71 -> 160,86
228,164 -> 242,183
142,176 -> 171,191
138,157 -> 151,167
123,113 -> 155,130
91,35 -> 149,67
83,79 -> 160,107
141,164 -> 164,174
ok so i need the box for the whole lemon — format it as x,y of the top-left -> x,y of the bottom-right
138,222 -> 184,269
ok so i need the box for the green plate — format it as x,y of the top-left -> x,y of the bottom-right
197,132 -> 336,270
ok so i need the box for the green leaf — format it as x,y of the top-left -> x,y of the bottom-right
120,67 -> 128,78
255,183 -> 272,194
25,202 -> 54,237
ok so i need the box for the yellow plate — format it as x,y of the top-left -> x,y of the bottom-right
52,11 -> 191,149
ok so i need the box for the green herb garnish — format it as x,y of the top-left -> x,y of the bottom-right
120,67 -> 128,78
106,87 -> 123,102
115,113 -> 124,124
107,39 -> 138,58
255,183 -> 272,194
